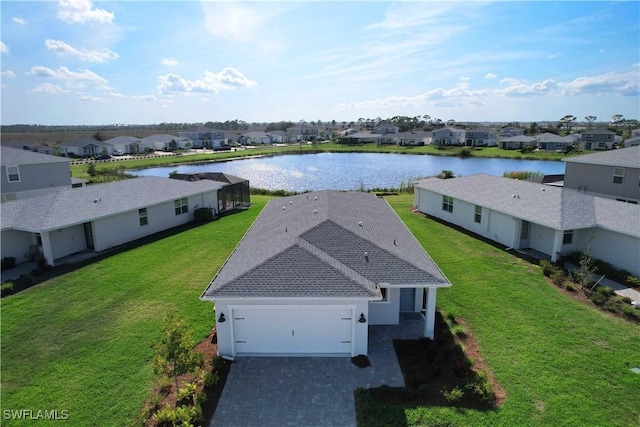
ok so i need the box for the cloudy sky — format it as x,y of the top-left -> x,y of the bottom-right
1,1 -> 638,125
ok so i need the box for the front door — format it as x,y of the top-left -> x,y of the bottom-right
400,288 -> 415,312
83,222 -> 95,250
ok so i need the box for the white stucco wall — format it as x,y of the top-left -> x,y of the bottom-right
528,223 -> 556,255
415,187 -> 517,248
575,228 -> 640,277
1,230 -> 34,264
211,298 -> 370,357
368,287 -> 400,325
48,224 -> 86,260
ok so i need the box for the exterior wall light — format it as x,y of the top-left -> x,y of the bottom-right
218,313 -> 226,323
359,313 -> 367,323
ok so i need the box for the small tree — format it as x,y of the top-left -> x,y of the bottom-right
87,162 -> 97,177
153,314 -> 202,400
574,249 -> 597,290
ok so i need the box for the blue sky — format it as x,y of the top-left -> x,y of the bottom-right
1,1 -> 638,125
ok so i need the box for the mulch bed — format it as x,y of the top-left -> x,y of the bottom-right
367,312 -> 506,410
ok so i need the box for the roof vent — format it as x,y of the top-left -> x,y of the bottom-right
314,196 -> 318,201
394,239 -> 397,246
364,251 -> 369,263
290,201 -> 293,205
358,221 -> 363,227
283,206 -> 286,210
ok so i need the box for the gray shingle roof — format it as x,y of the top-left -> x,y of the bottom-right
202,191 -> 450,299
1,177 -> 224,232
1,146 -> 71,166
59,137 -> 112,148
105,136 -> 141,144
563,146 -> 640,168
414,174 -> 640,237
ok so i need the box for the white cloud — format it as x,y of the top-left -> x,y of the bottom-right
1,42 -> 8,54
161,58 -> 179,66
109,91 -> 125,98
561,70 -> 639,97
57,0 -> 114,25
28,65 -> 108,84
45,39 -> 119,63
2,70 -> 16,78
157,67 -> 257,94
133,95 -> 157,102
485,73 -> 497,79
79,94 -> 101,101
28,83 -> 71,94
12,16 -> 26,25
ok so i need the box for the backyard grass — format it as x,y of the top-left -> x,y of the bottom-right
0,196 -> 269,426
368,194 -> 640,427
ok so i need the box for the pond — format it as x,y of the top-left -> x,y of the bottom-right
129,152 -> 566,192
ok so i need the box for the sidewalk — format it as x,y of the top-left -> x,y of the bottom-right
566,262 -> 640,306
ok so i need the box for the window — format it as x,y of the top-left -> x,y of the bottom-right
520,221 -> 530,240
373,287 -> 388,303
174,198 -> 188,215
563,230 -> 574,245
139,208 -> 148,226
474,205 -> 482,223
6,165 -> 20,182
442,195 -> 454,213
613,168 -> 624,184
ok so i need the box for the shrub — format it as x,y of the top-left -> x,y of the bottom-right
157,376 -> 172,396
1,256 -> 16,271
603,301 -> 618,313
177,381 -> 198,406
450,323 -> 467,338
539,259 -> 555,277
1,282 -> 14,297
458,148 -> 472,158
550,269 -> 566,287
19,273 -> 33,286
147,393 -> 163,415
203,370 -> 219,388
442,386 -> 464,403
153,404 -> 201,427
464,373 -> 495,404
564,282 -> 577,292
624,275 -> 640,289
621,304 -> 640,321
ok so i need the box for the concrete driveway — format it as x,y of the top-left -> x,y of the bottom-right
210,315 -> 424,427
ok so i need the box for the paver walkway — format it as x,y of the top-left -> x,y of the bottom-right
210,315 -> 424,427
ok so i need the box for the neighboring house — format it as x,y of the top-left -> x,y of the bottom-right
563,146 -> 640,203
1,177 -> 224,267
499,127 -> 525,138
374,122 -> 400,135
579,129 -> 616,150
267,131 -> 286,143
139,134 -> 192,152
414,174 -> 640,277
178,128 -> 227,149
58,137 -> 113,157
337,132 -> 383,144
105,136 -> 141,154
631,128 -> 640,138
534,133 -> 574,151
1,147 -> 72,202
201,191 -> 451,358
237,131 -> 275,145
286,123 -> 319,142
431,127 -> 465,146
2,140 -> 56,155
393,131 -> 429,146
170,172 -> 250,213
625,136 -> 640,147
498,135 -> 537,150
465,127 -> 498,147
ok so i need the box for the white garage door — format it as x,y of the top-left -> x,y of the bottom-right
232,307 -> 353,355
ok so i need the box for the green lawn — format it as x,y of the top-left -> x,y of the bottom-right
0,196 -> 269,426
2,193 -> 638,426
372,194 -> 640,427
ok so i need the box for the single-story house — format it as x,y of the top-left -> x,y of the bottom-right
58,138 -> 113,157
105,136 -> 142,154
499,135 -> 537,150
1,177 -> 224,267
201,191 -> 451,358
414,174 -> 640,277
139,134 -> 192,152
337,132 -> 383,144
534,132 -> 574,151
170,172 -> 250,214
237,131 -> 275,145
